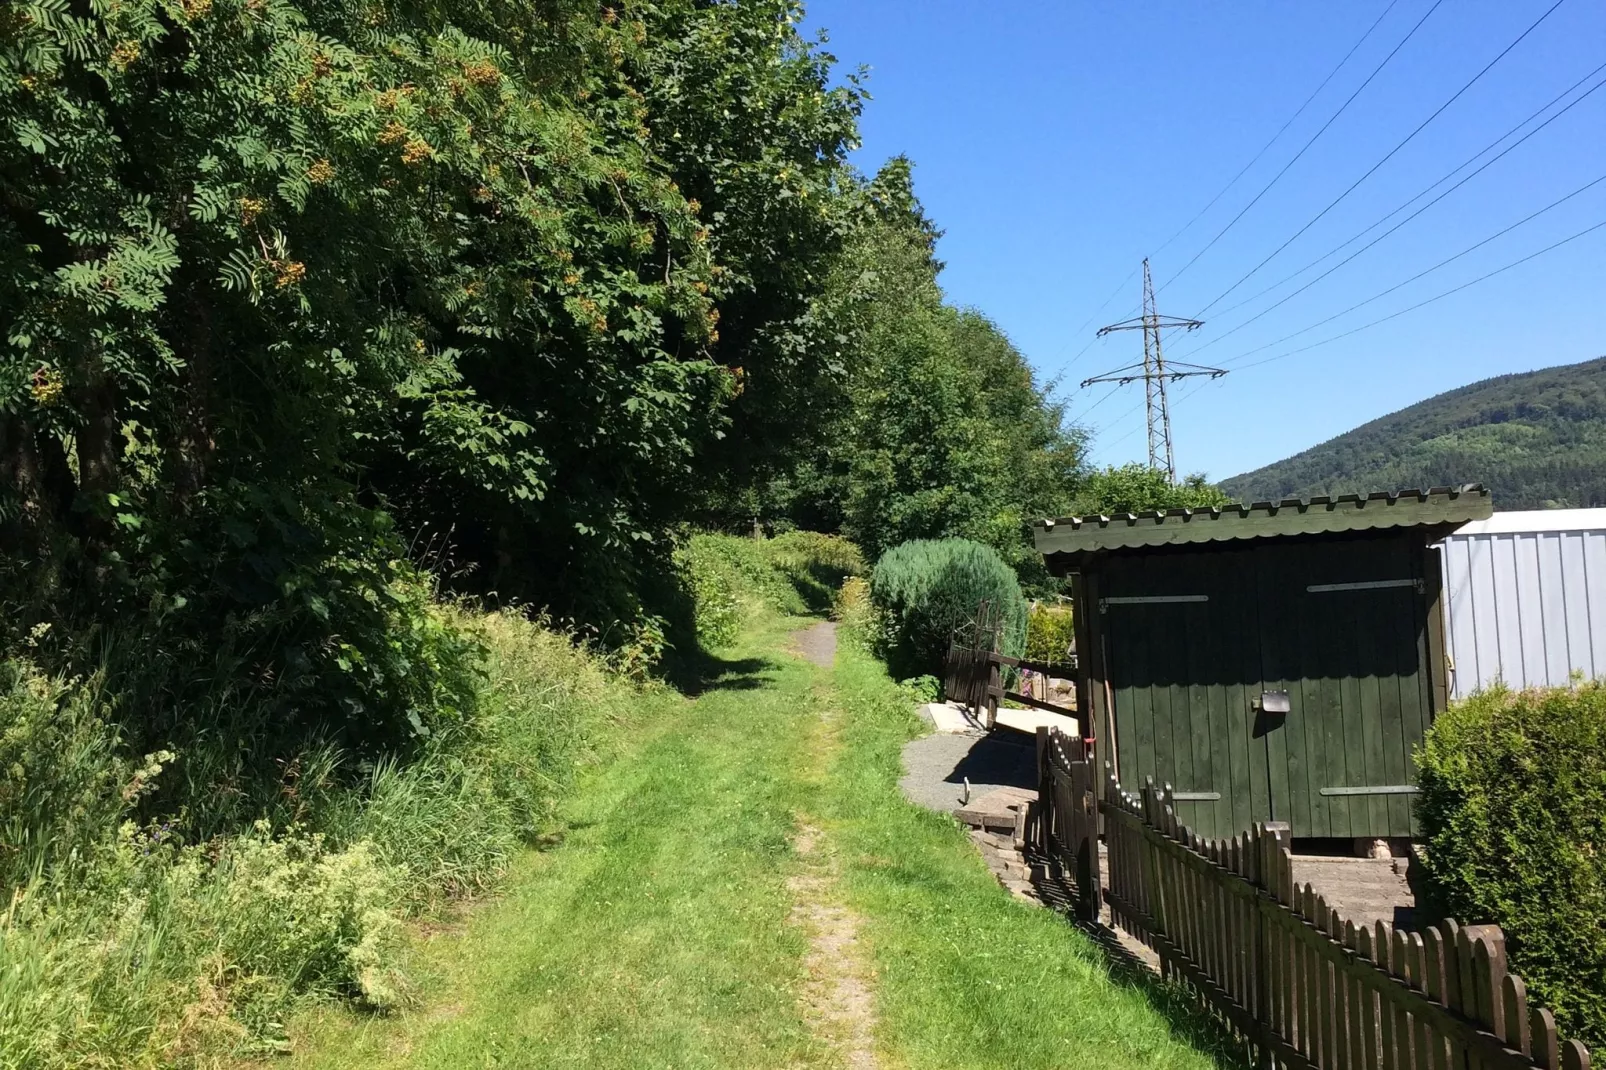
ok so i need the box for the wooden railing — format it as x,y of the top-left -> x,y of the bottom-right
1097,774 -> 1596,1070
943,643 -> 1077,726
943,639 -> 999,720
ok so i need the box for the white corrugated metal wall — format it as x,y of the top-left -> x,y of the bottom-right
1438,509 -> 1606,698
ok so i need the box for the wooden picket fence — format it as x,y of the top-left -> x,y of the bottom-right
1032,725 -> 1596,1070
1100,775 -> 1595,1069
1034,726 -> 1100,920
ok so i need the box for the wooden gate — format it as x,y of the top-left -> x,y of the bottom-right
943,600 -> 1006,727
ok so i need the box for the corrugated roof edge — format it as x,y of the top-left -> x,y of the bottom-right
1032,483 -> 1489,532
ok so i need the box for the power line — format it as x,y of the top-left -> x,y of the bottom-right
1232,218 -> 1606,372
1157,0 -> 1445,297
1100,412 -> 1148,453
1141,0 -> 1404,265
1169,70 -> 1606,361
1199,59 -> 1606,327
1195,0 -> 1572,316
1075,381 -> 1128,424
1172,374 -> 1230,412
1090,397 -> 1146,442
1055,266 -> 1141,371
1214,172 -> 1606,367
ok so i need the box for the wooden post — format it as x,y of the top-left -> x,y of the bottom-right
1253,822 -> 1290,1070
1071,754 -> 1098,921
985,656 -> 1000,730
1035,726 -> 1051,854
1421,538 -> 1451,715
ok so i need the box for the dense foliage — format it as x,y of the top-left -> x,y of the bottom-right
1415,684 -> 1606,1047
869,537 -> 1026,680
0,0 -> 1093,751
1222,356 -> 1606,508
1070,463 -> 1231,515
676,530 -> 862,647
0,608 -> 608,1064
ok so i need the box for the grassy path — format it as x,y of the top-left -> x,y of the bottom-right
282,615 -> 1227,1069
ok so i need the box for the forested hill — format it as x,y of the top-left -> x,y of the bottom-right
1221,356 -> 1606,510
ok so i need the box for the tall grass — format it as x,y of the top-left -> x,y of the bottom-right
0,607 -> 614,1068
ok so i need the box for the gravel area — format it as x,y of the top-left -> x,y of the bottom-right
899,729 -> 1036,814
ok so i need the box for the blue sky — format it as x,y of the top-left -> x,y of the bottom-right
799,0 -> 1606,481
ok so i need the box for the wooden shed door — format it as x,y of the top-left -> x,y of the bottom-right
1101,538 -> 1433,841
1101,550 -> 1276,841
1254,539 -> 1433,841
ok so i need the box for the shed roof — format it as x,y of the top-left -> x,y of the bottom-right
1033,484 -> 1491,562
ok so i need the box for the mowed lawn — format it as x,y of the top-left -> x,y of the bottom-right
280,615 -> 1228,1069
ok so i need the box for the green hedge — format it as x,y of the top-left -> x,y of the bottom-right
869,538 -> 1026,680
676,532 -> 865,648
1416,684 -> 1606,1046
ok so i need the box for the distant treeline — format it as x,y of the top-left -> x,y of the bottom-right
1222,356 -> 1606,509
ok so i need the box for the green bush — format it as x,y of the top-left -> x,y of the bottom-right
832,576 -> 881,652
0,821 -> 406,1065
1024,603 -> 1075,666
766,531 -> 868,613
0,661 -> 129,889
675,537 -> 752,648
1416,684 -> 1606,1046
349,609 -> 601,908
869,538 -> 1026,680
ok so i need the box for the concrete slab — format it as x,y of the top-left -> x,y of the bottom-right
1292,855 -> 1417,930
954,786 -> 1035,833
994,707 -> 1079,738
899,730 -> 1036,815
915,701 -> 983,734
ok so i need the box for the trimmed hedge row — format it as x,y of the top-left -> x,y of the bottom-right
1416,683 -> 1606,1047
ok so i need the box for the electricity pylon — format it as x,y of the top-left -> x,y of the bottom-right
1081,259 -> 1226,481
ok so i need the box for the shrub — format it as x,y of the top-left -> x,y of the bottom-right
869,538 -> 1026,680
1023,602 -> 1075,666
0,823 -> 406,1066
832,576 -> 880,651
1416,684 -> 1606,1046
350,609 -> 601,907
766,531 -> 867,613
0,661 -> 128,889
0,605 -> 610,1065
676,532 -> 866,648
676,538 -> 749,648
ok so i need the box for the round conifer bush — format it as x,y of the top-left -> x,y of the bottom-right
869,538 -> 1027,680
1415,683 -> 1606,1047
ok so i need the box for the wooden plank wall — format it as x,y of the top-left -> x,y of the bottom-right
1097,535 -> 1435,840
1091,764 -> 1596,1070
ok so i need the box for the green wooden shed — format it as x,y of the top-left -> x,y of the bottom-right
1032,485 -> 1492,842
